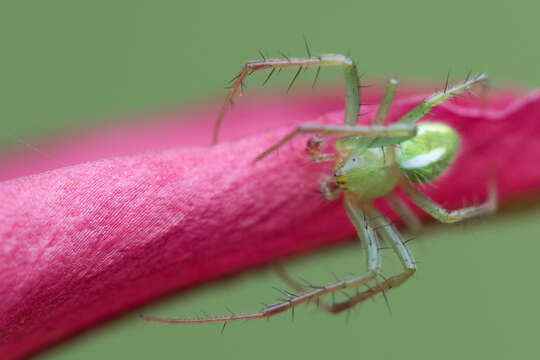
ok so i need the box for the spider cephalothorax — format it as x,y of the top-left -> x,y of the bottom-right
334,145 -> 401,198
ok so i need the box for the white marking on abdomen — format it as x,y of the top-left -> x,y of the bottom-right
400,148 -> 445,169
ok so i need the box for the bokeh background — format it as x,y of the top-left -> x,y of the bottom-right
3,1 -> 540,359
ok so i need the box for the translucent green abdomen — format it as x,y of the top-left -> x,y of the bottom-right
396,122 -> 459,183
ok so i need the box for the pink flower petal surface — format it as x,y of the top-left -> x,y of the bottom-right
1,87 -> 540,359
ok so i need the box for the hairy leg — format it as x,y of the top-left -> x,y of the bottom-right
398,73 -> 488,125
273,204 -> 416,314
213,54 -> 362,143
140,195 -> 381,323
399,178 -> 497,223
254,122 -> 416,162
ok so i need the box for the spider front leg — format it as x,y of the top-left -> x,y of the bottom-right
254,122 -> 416,162
141,196 -> 382,324
213,53 -> 362,143
254,76 -> 413,162
272,263 -> 339,314
399,177 -> 497,223
274,203 -> 416,315
398,73 -> 488,124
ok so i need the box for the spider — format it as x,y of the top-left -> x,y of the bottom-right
142,53 -> 497,324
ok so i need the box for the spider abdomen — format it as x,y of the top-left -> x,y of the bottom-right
396,122 -> 459,183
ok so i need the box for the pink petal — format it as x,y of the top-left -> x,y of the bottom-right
1,86 -> 539,359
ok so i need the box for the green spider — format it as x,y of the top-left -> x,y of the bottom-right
142,53 -> 497,324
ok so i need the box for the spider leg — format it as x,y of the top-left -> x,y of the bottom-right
272,263 -> 337,313
318,174 -> 342,200
372,78 -> 398,125
304,137 -> 343,199
399,177 -> 497,223
398,73 -> 488,125
213,54 -> 361,143
385,191 -> 423,234
254,122 -> 416,162
140,195 -> 381,324
275,203 -> 417,315
305,134 -> 338,163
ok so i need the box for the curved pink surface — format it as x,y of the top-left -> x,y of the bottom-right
1,87 -> 540,359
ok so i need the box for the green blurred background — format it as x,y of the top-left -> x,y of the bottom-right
2,1 -> 540,359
